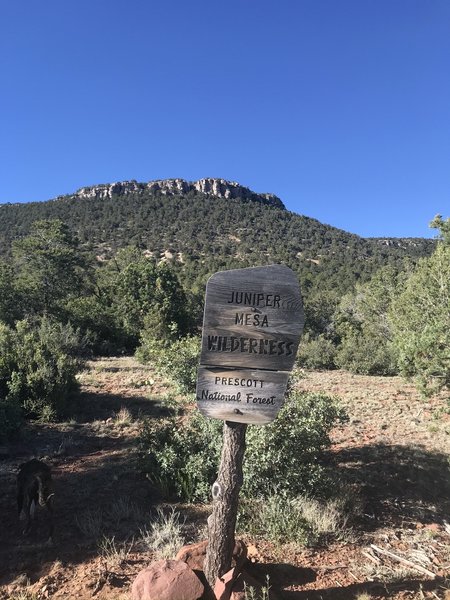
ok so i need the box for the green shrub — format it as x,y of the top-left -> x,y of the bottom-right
0,316 -> 87,425
335,333 -> 397,376
137,336 -> 200,394
139,391 -> 346,502
139,409 -> 222,502
0,322 -> 22,439
238,493 -> 351,547
63,295 -> 128,354
238,494 -> 312,546
296,334 -> 337,370
243,392 -> 347,497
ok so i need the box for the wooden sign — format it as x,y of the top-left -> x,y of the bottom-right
200,264 -> 304,371
197,265 -> 304,424
197,366 -> 289,424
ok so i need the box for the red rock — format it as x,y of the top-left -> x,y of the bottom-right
176,540 -> 248,572
214,567 -> 237,600
131,559 -> 204,600
176,540 -> 208,571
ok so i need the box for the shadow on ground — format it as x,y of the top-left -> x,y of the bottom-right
0,386 -> 171,587
281,577 -> 447,599
247,562 -> 447,599
331,443 -> 450,528
74,389 -> 170,422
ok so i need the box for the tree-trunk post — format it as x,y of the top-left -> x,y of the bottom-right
204,420 -> 247,587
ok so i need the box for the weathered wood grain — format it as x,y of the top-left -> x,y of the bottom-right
200,264 -> 304,371
197,366 -> 290,424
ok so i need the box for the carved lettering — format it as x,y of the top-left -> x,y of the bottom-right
206,335 -> 293,357
228,291 -> 281,308
201,389 -> 242,402
235,313 -> 269,327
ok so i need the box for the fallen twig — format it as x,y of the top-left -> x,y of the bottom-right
370,544 -> 436,578
361,549 -> 381,564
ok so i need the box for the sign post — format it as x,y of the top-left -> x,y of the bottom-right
196,265 -> 304,586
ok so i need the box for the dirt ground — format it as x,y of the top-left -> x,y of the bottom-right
0,358 -> 449,600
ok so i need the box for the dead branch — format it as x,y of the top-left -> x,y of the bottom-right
370,544 -> 436,578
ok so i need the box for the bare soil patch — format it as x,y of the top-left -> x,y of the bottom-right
1,360 -> 449,599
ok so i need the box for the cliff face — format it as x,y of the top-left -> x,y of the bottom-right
73,178 -> 285,209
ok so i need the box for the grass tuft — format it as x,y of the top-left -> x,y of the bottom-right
140,506 -> 185,559
98,535 -> 133,567
75,507 -> 103,538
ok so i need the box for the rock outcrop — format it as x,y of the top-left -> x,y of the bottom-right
73,178 -> 284,209
131,560 -> 204,600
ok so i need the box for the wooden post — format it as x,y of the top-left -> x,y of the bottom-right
204,421 -> 247,587
197,265 -> 304,589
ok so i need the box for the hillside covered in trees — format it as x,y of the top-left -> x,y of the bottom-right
0,178 -> 435,297
0,179 -> 448,440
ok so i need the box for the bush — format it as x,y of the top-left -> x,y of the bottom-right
0,322 -> 22,439
64,295 -> 129,354
239,493 -> 350,547
335,333 -> 397,376
238,494 -> 312,546
0,316 -> 87,426
243,392 -> 347,497
137,336 -> 200,394
296,334 -> 337,370
139,409 -> 222,502
139,391 -> 347,503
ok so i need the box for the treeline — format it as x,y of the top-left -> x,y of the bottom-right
0,190 -> 435,299
299,216 -> 450,399
0,201 -> 448,439
0,220 -> 198,438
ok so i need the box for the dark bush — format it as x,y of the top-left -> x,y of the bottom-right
0,316 -> 87,426
138,391 -> 347,502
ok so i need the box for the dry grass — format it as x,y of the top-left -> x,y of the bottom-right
114,406 -> 133,425
75,507 -> 103,538
140,506 -> 186,559
97,535 -> 133,567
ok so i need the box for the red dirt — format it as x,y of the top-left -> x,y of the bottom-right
0,359 -> 449,599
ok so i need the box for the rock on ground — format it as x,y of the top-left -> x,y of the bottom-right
132,559 -> 204,600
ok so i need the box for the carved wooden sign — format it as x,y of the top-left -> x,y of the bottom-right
197,265 -> 304,424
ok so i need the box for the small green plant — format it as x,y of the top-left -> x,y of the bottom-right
140,507 -> 185,559
238,495 -> 312,547
7,592 -> 39,600
239,493 -> 353,548
137,336 -> 200,393
243,574 -> 271,600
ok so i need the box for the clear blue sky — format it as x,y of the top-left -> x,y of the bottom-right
1,0 -> 449,238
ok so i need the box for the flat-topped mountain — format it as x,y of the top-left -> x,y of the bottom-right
71,178 -> 284,209
0,179 -> 435,295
